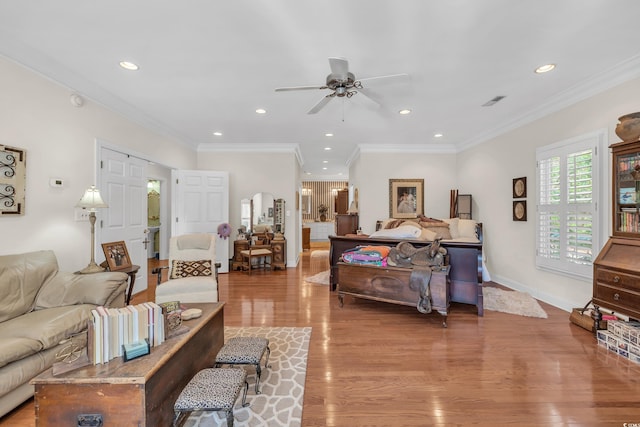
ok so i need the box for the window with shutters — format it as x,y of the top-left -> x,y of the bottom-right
536,131 -> 604,279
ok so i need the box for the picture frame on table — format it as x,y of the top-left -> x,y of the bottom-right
389,178 -> 424,218
101,241 -> 132,271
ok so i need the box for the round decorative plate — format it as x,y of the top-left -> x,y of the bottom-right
513,177 -> 526,198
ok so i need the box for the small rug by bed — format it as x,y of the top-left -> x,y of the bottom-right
310,250 -> 329,258
482,286 -> 547,318
186,326 -> 311,427
304,270 -> 330,285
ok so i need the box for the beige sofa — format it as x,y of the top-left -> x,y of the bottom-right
0,250 -> 128,417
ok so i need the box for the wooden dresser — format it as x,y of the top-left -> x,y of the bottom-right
593,139 -> 640,323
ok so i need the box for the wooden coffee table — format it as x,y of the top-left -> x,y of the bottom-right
31,303 -> 224,426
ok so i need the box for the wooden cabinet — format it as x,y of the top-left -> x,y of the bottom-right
593,139 -> 640,322
335,214 -> 359,236
335,189 -> 349,214
302,227 -> 310,251
270,239 -> 286,270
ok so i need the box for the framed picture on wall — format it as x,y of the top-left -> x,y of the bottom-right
389,179 -> 424,218
513,200 -> 527,221
101,241 -> 132,271
513,177 -> 527,198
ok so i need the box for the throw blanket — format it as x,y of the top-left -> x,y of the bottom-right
341,245 -> 391,266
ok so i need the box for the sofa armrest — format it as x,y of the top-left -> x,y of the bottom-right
34,271 -> 128,309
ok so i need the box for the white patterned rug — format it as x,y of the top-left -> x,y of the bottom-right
186,326 -> 311,427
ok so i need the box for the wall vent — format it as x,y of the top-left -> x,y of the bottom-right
482,95 -> 506,107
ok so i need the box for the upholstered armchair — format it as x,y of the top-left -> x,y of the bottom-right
153,233 -> 220,304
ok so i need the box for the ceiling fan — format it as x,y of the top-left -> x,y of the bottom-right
275,57 -> 409,114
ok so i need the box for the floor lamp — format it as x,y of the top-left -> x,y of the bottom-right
76,185 -> 108,274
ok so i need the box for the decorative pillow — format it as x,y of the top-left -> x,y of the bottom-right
369,225 -> 422,239
384,219 -> 406,229
458,219 -> 478,239
418,222 -> 452,240
441,218 -> 460,239
419,228 -> 438,241
170,260 -> 212,279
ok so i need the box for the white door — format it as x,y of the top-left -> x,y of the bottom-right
173,170 -> 229,273
99,148 -> 148,295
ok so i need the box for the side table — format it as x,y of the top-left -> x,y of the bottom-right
100,261 -> 140,305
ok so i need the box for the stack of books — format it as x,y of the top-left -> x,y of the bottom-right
88,302 -> 165,365
597,319 -> 640,364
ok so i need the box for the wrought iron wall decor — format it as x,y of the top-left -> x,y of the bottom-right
0,144 -> 26,216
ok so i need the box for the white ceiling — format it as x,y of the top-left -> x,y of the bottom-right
2,1 -> 640,178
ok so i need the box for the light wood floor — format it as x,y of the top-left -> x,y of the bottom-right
3,241 -> 640,426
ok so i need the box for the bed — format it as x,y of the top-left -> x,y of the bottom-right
329,221 -> 484,316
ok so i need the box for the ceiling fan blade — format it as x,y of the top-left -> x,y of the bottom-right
275,85 -> 325,92
307,94 -> 334,114
358,73 -> 411,85
357,87 -> 383,107
328,57 -> 349,78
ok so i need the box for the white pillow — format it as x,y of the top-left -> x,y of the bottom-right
458,219 -> 478,238
369,225 -> 422,239
441,218 -> 460,239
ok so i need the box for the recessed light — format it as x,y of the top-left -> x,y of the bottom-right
256,108 -> 266,114
399,109 -> 411,115
119,61 -> 139,71
535,64 -> 556,74
213,132 -> 222,136
323,160 -> 328,163
325,133 -> 334,137
324,147 -> 331,151
306,172 -> 312,175
434,133 -> 443,138
322,167 -> 328,170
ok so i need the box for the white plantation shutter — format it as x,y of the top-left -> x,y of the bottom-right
536,132 -> 603,279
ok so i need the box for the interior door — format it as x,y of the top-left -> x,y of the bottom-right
173,170 -> 229,273
99,147 -> 148,295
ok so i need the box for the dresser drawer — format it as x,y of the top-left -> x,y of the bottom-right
594,283 -> 640,311
595,268 -> 640,292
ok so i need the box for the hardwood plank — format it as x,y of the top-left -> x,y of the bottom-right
3,244 -> 640,426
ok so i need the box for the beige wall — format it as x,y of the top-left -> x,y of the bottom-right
196,150 -> 300,266
350,151 -> 458,234
0,56 -> 196,271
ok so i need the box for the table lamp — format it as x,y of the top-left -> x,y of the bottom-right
76,185 -> 108,274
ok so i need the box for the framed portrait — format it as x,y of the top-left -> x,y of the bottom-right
513,177 -> 527,198
101,241 -> 132,271
513,200 -> 527,221
389,179 -> 424,218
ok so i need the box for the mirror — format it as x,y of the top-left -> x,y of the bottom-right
302,192 -> 311,215
243,192 -> 285,236
251,192 -> 275,231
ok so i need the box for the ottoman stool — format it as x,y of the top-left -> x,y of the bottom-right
173,368 -> 249,427
215,336 -> 270,394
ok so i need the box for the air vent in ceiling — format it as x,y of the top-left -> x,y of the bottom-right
482,96 -> 506,107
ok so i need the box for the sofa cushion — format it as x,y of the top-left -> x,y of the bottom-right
418,222 -> 452,240
0,304 -> 94,352
34,271 -> 128,309
442,218 -> 460,239
0,337 -> 43,369
369,225 -> 422,239
458,219 -> 478,239
0,250 -> 58,323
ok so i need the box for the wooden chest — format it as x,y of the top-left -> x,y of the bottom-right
31,303 -> 225,426
337,263 -> 450,326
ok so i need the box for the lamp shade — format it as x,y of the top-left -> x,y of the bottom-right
75,185 -> 108,211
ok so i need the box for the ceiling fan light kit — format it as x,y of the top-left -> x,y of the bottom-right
275,57 -> 409,114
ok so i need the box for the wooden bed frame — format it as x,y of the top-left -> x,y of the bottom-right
329,224 -> 484,316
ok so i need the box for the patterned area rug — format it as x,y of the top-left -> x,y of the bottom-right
186,326 -> 311,427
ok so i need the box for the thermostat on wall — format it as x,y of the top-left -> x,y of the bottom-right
49,178 -> 64,187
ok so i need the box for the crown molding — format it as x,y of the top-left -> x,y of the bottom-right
357,143 -> 458,154
345,146 -> 360,169
457,53 -> 640,152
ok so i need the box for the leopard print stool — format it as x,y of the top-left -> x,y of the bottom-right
215,336 -> 270,394
173,368 -> 249,427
